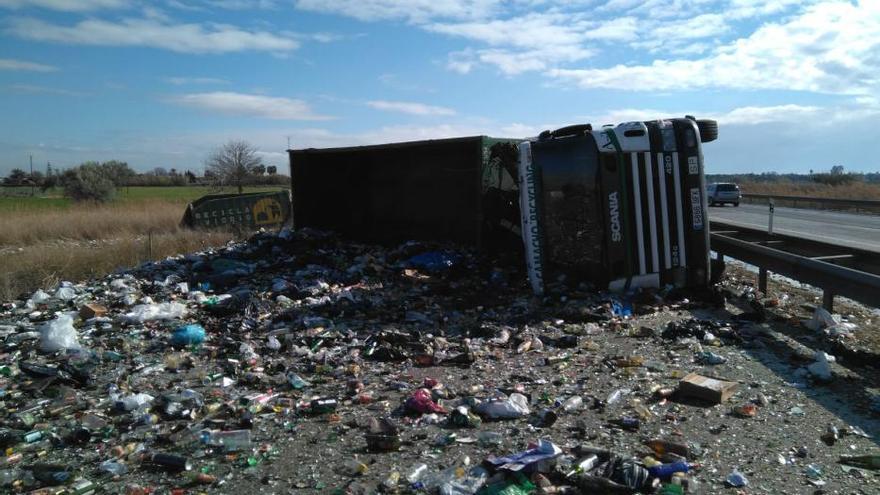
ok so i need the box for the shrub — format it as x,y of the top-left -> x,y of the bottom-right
61,163 -> 116,202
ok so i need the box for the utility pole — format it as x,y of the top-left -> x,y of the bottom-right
29,154 -> 34,196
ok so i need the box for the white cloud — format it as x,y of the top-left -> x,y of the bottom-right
181,0 -> 278,9
429,13 -> 633,74
0,57 -> 57,71
448,45 -> 595,75
366,100 -> 456,116
294,0 -> 501,23
427,13 -> 589,49
6,16 -> 299,54
0,0 -> 128,11
573,103 -> 876,128
171,92 -> 332,120
164,76 -> 229,85
6,84 -> 85,96
713,104 -> 822,125
548,1 -> 880,95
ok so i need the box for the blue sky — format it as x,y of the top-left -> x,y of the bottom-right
0,0 -> 877,176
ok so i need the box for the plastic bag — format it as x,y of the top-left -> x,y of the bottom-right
31,289 -> 51,304
805,307 -> 839,331
123,302 -> 187,323
825,321 -> 858,338
55,286 -> 76,301
39,314 -> 82,352
171,324 -> 206,345
407,251 -> 460,272
486,439 -> 562,471
475,393 -> 530,419
807,351 -> 835,381
405,388 -> 447,414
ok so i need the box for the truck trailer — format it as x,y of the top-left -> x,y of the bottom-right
289,116 -> 717,294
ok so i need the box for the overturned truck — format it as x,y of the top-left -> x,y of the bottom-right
289,116 -> 717,294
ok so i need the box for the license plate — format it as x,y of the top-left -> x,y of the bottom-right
690,188 -> 704,230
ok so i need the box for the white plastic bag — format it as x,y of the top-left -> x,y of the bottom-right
39,314 -> 82,352
31,289 -> 51,304
475,393 -> 530,419
807,351 -> 835,381
54,286 -> 76,301
123,302 -> 187,323
826,322 -> 858,337
805,307 -> 839,331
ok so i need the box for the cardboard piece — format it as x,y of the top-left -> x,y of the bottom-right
79,303 -> 108,320
677,373 -> 738,404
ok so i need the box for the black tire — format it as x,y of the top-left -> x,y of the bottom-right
548,124 -> 593,139
733,202 -> 739,207
696,119 -> 718,143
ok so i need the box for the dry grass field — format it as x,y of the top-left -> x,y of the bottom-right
0,186 -> 286,300
738,180 -> 880,199
0,229 -> 237,300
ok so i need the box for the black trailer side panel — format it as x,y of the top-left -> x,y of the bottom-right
290,137 -> 486,245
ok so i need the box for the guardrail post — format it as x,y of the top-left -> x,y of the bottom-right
823,291 -> 834,311
758,268 -> 768,294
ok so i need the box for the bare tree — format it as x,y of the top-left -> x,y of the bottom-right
205,140 -> 264,194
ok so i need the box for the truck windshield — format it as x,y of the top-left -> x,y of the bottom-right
530,134 -> 605,276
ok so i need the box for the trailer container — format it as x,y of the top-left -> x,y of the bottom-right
289,116 -> 717,293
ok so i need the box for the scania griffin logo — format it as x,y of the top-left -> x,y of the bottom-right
608,191 -> 622,242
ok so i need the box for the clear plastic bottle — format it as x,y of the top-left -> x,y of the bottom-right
406,463 -> 428,484
342,459 -> 368,476
200,430 -> 252,452
477,431 -> 503,446
562,396 -> 583,412
0,469 -> 20,487
437,466 -> 489,495
382,471 -> 401,491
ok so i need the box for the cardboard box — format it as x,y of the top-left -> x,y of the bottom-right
677,373 -> 738,404
79,303 -> 108,320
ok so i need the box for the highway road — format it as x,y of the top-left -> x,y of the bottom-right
708,203 -> 880,252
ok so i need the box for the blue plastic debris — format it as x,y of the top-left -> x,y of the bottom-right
171,324 -> 206,346
486,439 -> 562,472
610,298 -> 633,317
407,252 -> 460,273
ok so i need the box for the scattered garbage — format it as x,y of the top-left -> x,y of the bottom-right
0,228 -> 873,493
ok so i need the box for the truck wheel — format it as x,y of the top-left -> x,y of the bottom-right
733,202 -> 739,207
696,119 -> 718,143
545,124 -> 593,140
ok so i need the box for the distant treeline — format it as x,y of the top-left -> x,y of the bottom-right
708,168 -> 880,186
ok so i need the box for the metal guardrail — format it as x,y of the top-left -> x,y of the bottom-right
741,193 -> 880,213
710,220 -> 880,310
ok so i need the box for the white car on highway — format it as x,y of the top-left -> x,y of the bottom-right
706,182 -> 741,206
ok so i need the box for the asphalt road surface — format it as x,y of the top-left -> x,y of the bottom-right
708,203 -> 880,252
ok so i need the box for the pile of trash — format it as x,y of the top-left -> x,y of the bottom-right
0,228 -> 877,494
